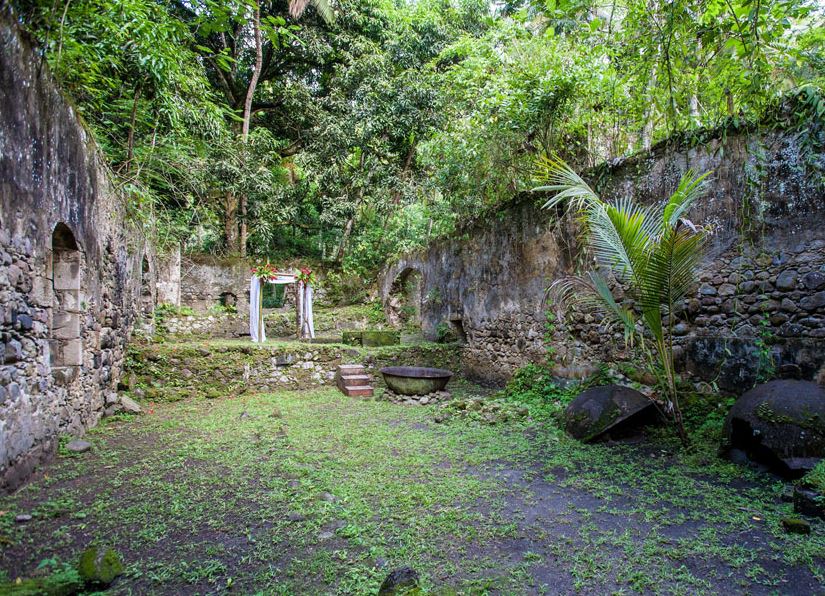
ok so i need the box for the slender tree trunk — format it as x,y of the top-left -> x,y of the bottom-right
125,83 -> 142,172
641,57 -> 658,152
335,217 -> 354,263
236,3 -> 263,258
224,191 -> 240,254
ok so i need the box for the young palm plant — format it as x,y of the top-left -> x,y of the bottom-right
534,154 -> 711,444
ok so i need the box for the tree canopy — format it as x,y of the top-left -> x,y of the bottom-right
14,0 -> 825,276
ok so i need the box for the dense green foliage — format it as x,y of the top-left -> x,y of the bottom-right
14,0 -> 825,275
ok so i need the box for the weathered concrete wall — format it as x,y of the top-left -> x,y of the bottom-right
382,127 -> 825,388
0,10 -> 145,491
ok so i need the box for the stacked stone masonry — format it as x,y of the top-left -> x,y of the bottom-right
0,10 -> 146,491
382,126 -> 825,388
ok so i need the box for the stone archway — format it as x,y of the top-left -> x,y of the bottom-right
387,268 -> 423,331
49,223 -> 83,371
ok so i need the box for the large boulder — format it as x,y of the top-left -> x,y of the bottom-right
78,546 -> 124,587
722,380 -> 825,477
564,384 -> 657,442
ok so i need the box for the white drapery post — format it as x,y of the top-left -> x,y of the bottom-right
300,282 -> 315,339
249,277 -> 265,342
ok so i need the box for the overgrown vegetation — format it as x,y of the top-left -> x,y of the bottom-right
2,382 -> 822,593
537,156 -> 711,443
12,0 -> 825,278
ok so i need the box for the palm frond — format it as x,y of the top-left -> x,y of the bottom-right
289,0 -> 334,23
533,153 -> 601,213
547,272 -> 636,342
637,225 -> 707,337
663,170 -> 711,227
587,199 -> 652,288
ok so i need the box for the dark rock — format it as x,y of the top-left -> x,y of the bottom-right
775,270 -> 798,291
286,512 -> 306,522
379,567 -> 421,596
563,385 -> 657,443
794,485 -> 825,519
319,491 -> 340,503
14,313 -> 33,331
723,380 -> 825,477
781,516 -> 811,534
65,440 -> 92,454
78,546 -> 124,587
800,291 -> 825,311
802,271 -> 825,291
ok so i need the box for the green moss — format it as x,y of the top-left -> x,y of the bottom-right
0,566 -> 82,595
77,546 -> 124,586
801,461 -> 825,492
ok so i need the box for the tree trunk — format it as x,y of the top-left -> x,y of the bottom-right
241,5 -> 263,144
234,3 -> 262,258
224,191 -> 240,254
335,217 -> 354,263
125,83 -> 141,172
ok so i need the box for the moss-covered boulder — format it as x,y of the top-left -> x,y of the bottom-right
378,567 -> 422,595
564,385 -> 656,442
722,380 -> 825,477
78,546 -> 124,587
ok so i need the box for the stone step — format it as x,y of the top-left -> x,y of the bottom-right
343,385 -> 374,398
340,374 -> 371,386
338,364 -> 365,372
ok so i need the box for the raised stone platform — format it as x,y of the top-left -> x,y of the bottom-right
383,389 -> 452,405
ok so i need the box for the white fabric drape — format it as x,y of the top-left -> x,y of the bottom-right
249,277 -> 265,342
249,274 -> 313,342
300,283 -> 315,339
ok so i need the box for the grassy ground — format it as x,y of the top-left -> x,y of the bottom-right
1,381 -> 823,594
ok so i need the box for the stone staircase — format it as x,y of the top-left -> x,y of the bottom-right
335,364 -> 374,398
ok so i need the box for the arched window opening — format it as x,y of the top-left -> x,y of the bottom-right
50,223 -> 82,369
140,256 -> 154,316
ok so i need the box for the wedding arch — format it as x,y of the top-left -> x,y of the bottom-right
249,265 -> 316,342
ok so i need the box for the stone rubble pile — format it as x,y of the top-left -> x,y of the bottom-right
383,388 -> 451,405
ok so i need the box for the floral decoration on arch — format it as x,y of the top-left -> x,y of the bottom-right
250,262 -> 281,280
297,267 -> 316,286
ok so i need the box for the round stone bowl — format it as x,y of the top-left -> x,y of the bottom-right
380,366 -> 453,396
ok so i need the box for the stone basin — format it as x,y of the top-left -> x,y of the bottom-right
380,366 -> 453,395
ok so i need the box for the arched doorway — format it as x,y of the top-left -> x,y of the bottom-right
387,268 -> 423,331
49,223 -> 83,370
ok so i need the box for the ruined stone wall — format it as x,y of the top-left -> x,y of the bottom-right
382,127 -> 825,388
180,255 -> 253,315
0,11 -> 145,491
125,341 -> 462,400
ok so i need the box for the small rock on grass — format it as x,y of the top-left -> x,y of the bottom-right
119,395 -> 142,414
318,531 -> 335,541
15,514 -> 32,523
319,491 -> 339,503
379,567 -> 421,595
781,517 -> 811,535
66,440 -> 92,454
